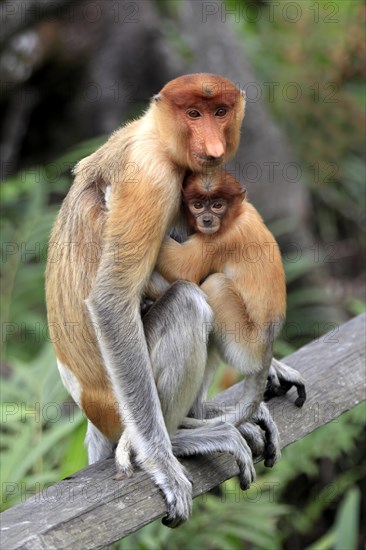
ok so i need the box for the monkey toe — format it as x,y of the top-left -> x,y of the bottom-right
239,472 -> 251,491
162,495 -> 191,529
239,478 -> 251,491
114,464 -> 134,480
264,445 -> 281,468
264,456 -> 275,468
295,395 -> 306,408
238,422 -> 265,459
263,383 -> 284,401
239,466 -> 256,491
263,445 -> 281,468
265,376 -> 305,406
294,383 -> 306,407
238,456 -> 256,491
162,515 -> 183,529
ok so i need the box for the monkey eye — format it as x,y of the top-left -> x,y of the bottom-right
193,201 -> 204,209
187,109 -> 201,118
215,108 -> 227,117
211,201 -> 227,212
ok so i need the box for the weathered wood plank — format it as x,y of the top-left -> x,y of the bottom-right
1,314 -> 365,549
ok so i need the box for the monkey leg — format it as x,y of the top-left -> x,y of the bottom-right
200,274 -> 281,466
116,281 -> 256,494
265,358 -> 306,408
115,281 -> 212,482
144,281 -> 211,436
187,344 -> 267,460
172,421 -> 256,490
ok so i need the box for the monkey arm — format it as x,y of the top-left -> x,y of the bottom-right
86,173 -> 193,526
47,74 -> 251,528
144,271 -> 171,301
156,236 -> 212,285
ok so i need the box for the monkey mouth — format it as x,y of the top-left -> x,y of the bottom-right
195,155 -> 224,167
198,226 -> 220,235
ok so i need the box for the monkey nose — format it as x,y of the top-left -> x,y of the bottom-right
205,142 -> 225,160
203,219 -> 212,226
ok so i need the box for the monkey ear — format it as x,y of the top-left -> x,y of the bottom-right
241,186 -> 247,200
153,93 -> 161,101
241,89 -> 246,99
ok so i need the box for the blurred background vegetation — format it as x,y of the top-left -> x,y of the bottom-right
1,0 -> 365,548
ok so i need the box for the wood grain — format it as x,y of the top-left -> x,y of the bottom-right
1,313 -> 365,549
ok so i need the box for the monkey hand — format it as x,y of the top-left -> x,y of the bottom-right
115,431 -> 192,526
153,455 -> 193,528
265,359 -> 306,408
116,433 -> 192,527
250,403 -> 281,468
172,420 -> 256,492
115,431 -> 134,479
237,421 -> 266,460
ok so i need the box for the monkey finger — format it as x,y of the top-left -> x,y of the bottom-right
253,403 -> 281,468
268,360 -> 307,407
238,459 -> 256,491
115,432 -> 135,478
161,490 -> 192,529
294,384 -> 306,408
162,514 -> 184,529
264,380 -> 291,400
237,422 -> 266,459
155,460 -> 192,529
114,468 -> 133,481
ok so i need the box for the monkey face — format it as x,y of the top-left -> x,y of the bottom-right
188,199 -> 228,234
157,73 -> 245,172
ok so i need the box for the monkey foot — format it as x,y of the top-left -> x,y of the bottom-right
265,359 -> 306,408
114,468 -> 133,481
252,403 -> 281,468
237,422 -> 266,460
115,431 -> 134,479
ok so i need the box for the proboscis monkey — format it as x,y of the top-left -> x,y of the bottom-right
46,73 -> 305,527
148,170 -> 306,466
47,74 -> 252,527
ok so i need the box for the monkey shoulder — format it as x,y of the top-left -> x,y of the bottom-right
239,202 -> 279,247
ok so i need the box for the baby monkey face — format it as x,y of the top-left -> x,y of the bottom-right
187,198 -> 228,234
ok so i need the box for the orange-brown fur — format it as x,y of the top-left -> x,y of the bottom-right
155,171 -> 286,356
45,74 -> 245,442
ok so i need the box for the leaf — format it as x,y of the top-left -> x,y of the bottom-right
334,487 -> 361,550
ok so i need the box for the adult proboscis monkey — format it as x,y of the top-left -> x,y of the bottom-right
46,73 -> 305,527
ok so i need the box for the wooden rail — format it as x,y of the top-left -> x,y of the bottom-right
1,314 -> 365,549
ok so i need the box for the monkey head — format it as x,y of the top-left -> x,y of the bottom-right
183,171 -> 246,235
152,73 -> 245,172
186,197 -> 228,235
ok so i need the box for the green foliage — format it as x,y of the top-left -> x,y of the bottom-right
117,482 -> 289,550
333,487 -> 361,550
253,403 -> 365,546
1,141 -> 99,510
307,487 -> 362,550
1,137 -> 105,362
1,344 -> 87,511
239,0 -> 365,251
1,1 -> 365,545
